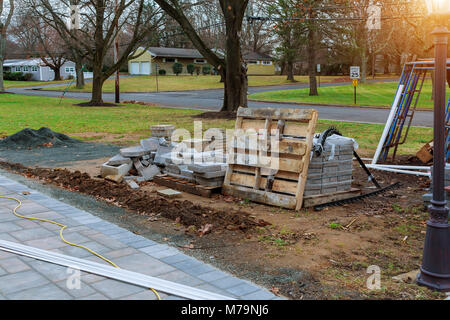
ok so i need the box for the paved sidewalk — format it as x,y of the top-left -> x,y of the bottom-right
0,175 -> 281,300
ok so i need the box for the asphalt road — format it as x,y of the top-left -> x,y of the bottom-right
8,79 -> 433,128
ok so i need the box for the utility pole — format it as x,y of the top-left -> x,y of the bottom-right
114,0 -> 120,103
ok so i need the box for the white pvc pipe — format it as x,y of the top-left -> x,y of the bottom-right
372,84 -> 405,165
371,164 -> 431,170
366,164 -> 431,177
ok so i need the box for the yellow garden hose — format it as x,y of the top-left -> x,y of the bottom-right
0,195 -> 161,300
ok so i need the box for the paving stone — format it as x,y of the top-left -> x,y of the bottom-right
0,222 -> 23,233
147,248 -> 180,259
126,180 -> 140,190
101,162 -> 132,179
197,270 -> 229,282
14,204 -> 51,215
194,283 -> 235,298
103,247 -> 139,259
127,239 -> 158,249
58,245 -> 94,259
87,233 -> 128,250
211,276 -> 245,290
0,250 -> 16,260
77,293 -> 108,300
226,282 -> 260,296
164,295 -> 187,300
120,145 -> 148,158
55,279 -> 97,299
91,279 -> 144,299
161,253 -> 191,265
80,272 -> 106,284
25,236 -> 68,250
74,241 -> 110,254
27,211 -> 65,220
188,162 -> 223,173
0,232 -> 21,242
157,189 -> 182,198
0,257 -> 31,273
107,154 -> 132,166
140,138 -> 159,152
0,270 -> 50,295
183,263 -> 216,277
7,283 -> 73,300
0,266 -> 6,276
29,260 -> 70,282
14,219 -> 40,229
241,289 -> 276,300
139,244 -> 171,255
158,270 -> 204,287
112,253 -> 176,276
10,227 -> 54,242
120,289 -> 165,300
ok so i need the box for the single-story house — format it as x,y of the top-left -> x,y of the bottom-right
128,47 -> 276,75
128,47 -> 212,75
2,58 -> 77,81
243,52 -> 275,75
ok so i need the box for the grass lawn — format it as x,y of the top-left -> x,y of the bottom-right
0,94 -> 431,156
249,80 -> 440,109
40,75 -> 367,93
4,80 -> 68,89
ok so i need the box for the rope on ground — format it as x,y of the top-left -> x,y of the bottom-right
0,195 -> 161,300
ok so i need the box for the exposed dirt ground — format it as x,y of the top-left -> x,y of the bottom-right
0,154 -> 446,300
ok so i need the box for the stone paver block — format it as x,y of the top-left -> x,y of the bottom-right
194,283 -> 235,298
112,253 -> 176,277
147,248 -> 180,259
78,293 -> 108,300
10,227 -> 54,242
103,247 -> 139,259
80,272 -> 105,284
0,266 -> 6,276
183,263 -> 216,277
0,222 -> 23,233
14,219 -> 40,229
197,270 -> 229,282
91,279 -> 144,299
126,180 -> 140,190
29,260 -> 70,282
157,189 -> 182,198
120,145 -> 148,158
25,236 -> 68,250
0,257 -> 31,273
101,162 -> 132,179
211,276 -> 245,290
107,154 -> 132,166
120,289 -> 165,300
87,233 -> 128,250
0,270 -> 50,295
127,239 -> 158,249
161,253 -> 190,265
7,283 -> 72,300
55,280 -> 97,299
241,289 -> 276,300
226,282 -> 260,296
158,270 -> 204,287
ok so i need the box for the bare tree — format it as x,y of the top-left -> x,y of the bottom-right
28,0 -> 163,105
0,0 -> 14,92
154,0 -> 249,112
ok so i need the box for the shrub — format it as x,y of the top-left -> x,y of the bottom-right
187,64 -> 195,75
202,65 -> 211,75
23,73 -> 34,81
172,62 -> 183,76
158,69 -> 166,75
67,74 -> 74,80
4,72 -> 25,81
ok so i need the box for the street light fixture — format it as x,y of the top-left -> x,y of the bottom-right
417,0 -> 450,292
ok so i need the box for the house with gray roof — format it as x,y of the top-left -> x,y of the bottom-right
2,58 -> 77,81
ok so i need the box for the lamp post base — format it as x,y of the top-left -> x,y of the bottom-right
417,269 -> 450,292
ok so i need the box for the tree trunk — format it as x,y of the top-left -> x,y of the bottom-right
308,24 -> 318,96
90,62 -> 104,105
221,14 -> 247,112
0,30 -> 5,92
53,67 -> 61,81
75,60 -> 85,89
361,49 -> 368,84
286,60 -> 294,81
383,54 -> 390,74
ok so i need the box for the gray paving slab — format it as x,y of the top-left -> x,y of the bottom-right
6,283 -> 73,300
0,175 -> 277,300
0,270 -> 50,295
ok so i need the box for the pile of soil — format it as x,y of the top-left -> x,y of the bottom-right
0,127 -> 82,150
0,161 -> 268,233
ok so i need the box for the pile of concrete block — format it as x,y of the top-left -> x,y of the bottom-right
188,162 -> 228,187
100,137 -> 162,184
304,135 -> 355,196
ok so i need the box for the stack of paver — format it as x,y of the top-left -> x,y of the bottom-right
304,135 -> 355,196
100,124 -> 228,190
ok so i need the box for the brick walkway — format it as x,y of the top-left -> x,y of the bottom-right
0,175 -> 281,300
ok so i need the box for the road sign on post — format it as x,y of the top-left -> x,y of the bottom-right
352,78 -> 358,104
317,64 -> 321,87
350,66 -> 361,79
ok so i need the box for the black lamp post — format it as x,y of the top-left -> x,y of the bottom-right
417,0 -> 450,292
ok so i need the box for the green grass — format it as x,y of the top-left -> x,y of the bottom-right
4,80 -> 69,88
0,94 -> 431,156
249,80 -> 440,109
41,75 -> 355,93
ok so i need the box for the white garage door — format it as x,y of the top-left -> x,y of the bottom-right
130,62 -> 140,75
141,62 -> 151,75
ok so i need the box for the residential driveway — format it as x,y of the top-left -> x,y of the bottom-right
0,175 -> 280,300
8,79 -> 433,128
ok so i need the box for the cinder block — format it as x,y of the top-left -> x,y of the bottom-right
107,154 -> 132,166
101,162 -> 132,178
157,189 -> 182,198
120,146 -> 148,158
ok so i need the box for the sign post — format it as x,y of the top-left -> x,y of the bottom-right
317,64 -> 321,87
155,64 -> 159,93
350,66 -> 361,105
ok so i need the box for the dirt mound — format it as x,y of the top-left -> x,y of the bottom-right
0,127 -> 82,150
0,161 -> 269,234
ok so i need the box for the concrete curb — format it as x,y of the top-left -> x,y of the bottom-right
248,99 -> 433,112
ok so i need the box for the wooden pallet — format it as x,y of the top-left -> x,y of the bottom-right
222,107 -> 318,210
153,174 -> 221,198
303,188 -> 362,208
